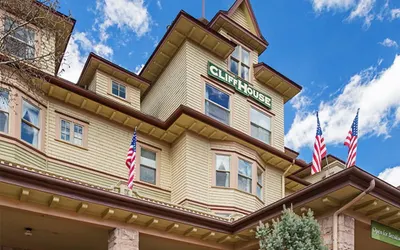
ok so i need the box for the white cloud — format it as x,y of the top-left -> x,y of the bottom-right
96,0 -> 151,41
391,8 -> 400,20
134,64 -> 144,74
156,0 -> 162,10
347,0 -> 376,27
285,55 -> 400,150
379,38 -> 398,48
378,166 -> 400,187
310,0 -> 399,26
58,32 -> 114,83
290,91 -> 312,110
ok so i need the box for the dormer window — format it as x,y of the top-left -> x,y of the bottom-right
3,17 -> 35,59
111,81 -> 126,99
229,45 -> 250,81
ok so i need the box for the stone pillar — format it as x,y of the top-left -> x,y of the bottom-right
318,215 -> 355,250
108,228 -> 139,250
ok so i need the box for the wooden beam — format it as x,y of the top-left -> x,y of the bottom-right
48,85 -> 54,96
366,206 -> 390,217
64,92 -> 72,103
221,135 -> 227,140
174,29 -> 186,39
188,27 -> 196,37
300,207 -> 310,214
234,235 -> 250,242
147,70 -> 157,77
282,87 -> 292,95
212,42 -> 220,52
188,122 -> 197,131
266,76 -> 275,84
76,203 -> 88,214
389,218 -> 400,226
125,213 -> 138,224
153,61 -> 164,68
109,111 -> 116,120
199,126 -> 207,135
217,235 -> 231,244
160,132 -> 168,140
322,197 -> 340,207
208,130 -> 217,138
275,81 -> 284,90
184,227 -> 197,237
353,200 -> 377,212
123,117 -> 130,126
80,99 -> 87,109
201,232 -> 215,241
160,52 -> 170,60
378,211 -> 400,222
19,189 -> 30,202
146,218 -> 159,228
166,223 -> 179,233
167,41 -> 178,49
200,35 -> 208,45
137,122 -> 143,130
101,208 -> 114,220
48,196 -> 60,208
96,105 -> 103,114
149,127 -> 156,136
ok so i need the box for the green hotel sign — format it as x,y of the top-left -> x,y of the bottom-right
371,221 -> 400,247
207,62 -> 272,109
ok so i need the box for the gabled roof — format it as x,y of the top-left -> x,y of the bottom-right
225,0 -> 266,42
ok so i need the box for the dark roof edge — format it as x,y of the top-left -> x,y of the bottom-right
254,62 -> 303,91
77,53 -> 151,87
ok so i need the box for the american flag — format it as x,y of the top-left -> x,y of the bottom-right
126,129 -> 137,189
344,110 -> 359,168
311,112 -> 327,175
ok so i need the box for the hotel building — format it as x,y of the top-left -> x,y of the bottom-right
0,0 -> 399,249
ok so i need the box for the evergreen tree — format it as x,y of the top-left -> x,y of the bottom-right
256,206 -> 327,250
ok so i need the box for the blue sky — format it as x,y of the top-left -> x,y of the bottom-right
57,0 -> 400,186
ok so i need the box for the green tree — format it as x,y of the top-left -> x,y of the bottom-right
256,206 -> 327,250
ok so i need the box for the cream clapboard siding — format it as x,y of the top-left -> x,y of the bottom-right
170,133 -> 188,203
265,165 -> 283,204
45,99 -> 172,193
92,70 -> 141,111
230,6 -> 251,31
141,42 -> 188,120
0,140 -> 47,170
88,75 -> 96,92
39,31 -> 56,75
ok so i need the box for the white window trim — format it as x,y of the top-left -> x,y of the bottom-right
250,105 -> 272,145
204,82 -> 231,125
111,81 -> 127,100
21,99 -> 40,148
0,89 -> 9,134
215,154 -> 231,188
229,44 -> 251,81
59,118 -> 84,146
3,16 -> 36,59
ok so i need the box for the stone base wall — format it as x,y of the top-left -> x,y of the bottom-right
108,228 -> 139,250
318,214 -> 355,250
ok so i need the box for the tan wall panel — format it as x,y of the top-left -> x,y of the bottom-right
230,6 -> 251,31
93,70 -> 141,110
46,99 -> 171,191
39,32 -> 56,75
265,165 -> 283,205
170,133 -> 188,203
141,42 -> 188,120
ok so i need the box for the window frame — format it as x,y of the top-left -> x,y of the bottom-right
238,158 -> 253,193
55,113 -> 88,149
215,154 -> 231,188
20,99 -> 41,148
204,82 -> 232,125
136,144 -> 161,187
110,80 -> 127,100
249,105 -> 272,145
256,168 -> 264,201
228,42 -> 251,82
2,16 -> 36,59
0,89 -> 10,134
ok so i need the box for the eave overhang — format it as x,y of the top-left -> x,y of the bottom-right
140,11 -> 236,83
77,53 -> 151,95
208,12 -> 268,55
254,62 -> 302,103
1,163 -> 399,248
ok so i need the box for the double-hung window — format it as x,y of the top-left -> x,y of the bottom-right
215,155 -> 230,187
0,90 -> 9,133
229,45 -> 250,81
3,17 -> 35,59
60,119 -> 84,146
140,148 -> 157,185
111,81 -> 126,99
21,100 -> 40,147
205,84 -> 230,125
238,159 -> 252,193
250,107 -> 271,144
256,169 -> 263,200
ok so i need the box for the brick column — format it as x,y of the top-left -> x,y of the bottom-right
108,228 -> 139,250
318,215 -> 355,250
